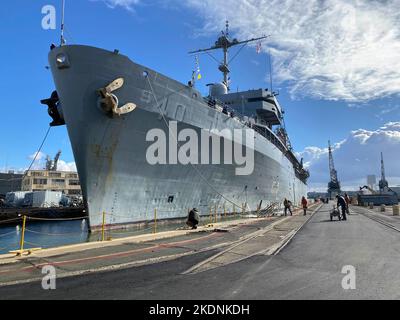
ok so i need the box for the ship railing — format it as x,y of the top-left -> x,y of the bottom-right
203,96 -> 251,128
203,96 -> 290,155
251,123 -> 288,154
251,123 -> 306,178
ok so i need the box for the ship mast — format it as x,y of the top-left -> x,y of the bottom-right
189,21 -> 269,91
60,0 -> 66,46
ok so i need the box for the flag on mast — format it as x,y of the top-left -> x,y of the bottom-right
256,41 -> 262,54
195,55 -> 202,80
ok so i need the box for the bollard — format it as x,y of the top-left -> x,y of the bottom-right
380,204 -> 386,212
214,205 -> 217,223
9,215 -> 41,256
369,202 -> 374,209
19,215 -> 27,254
154,208 -> 157,233
393,205 -> 400,216
101,211 -> 106,241
224,203 -> 226,217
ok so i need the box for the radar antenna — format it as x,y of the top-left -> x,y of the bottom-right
189,21 -> 269,90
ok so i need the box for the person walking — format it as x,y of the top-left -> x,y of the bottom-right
283,198 -> 292,216
344,193 -> 350,214
336,195 -> 347,221
301,196 -> 308,216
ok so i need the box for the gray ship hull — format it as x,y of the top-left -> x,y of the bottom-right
48,45 -> 307,229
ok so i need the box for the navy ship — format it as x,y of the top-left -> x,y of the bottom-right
43,22 -> 309,230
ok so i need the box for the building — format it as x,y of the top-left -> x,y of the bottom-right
0,171 -> 23,196
21,170 -> 81,196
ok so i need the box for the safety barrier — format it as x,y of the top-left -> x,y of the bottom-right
0,214 -> 88,256
99,203 -> 254,236
0,200 -> 296,256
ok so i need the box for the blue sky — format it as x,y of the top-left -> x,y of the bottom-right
1,0 -> 399,191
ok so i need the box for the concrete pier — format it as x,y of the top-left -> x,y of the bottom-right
0,204 -> 321,288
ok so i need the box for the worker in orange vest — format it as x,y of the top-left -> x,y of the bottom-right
301,196 -> 308,216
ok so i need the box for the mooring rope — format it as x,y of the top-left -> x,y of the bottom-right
24,228 -> 87,237
0,126 -> 52,181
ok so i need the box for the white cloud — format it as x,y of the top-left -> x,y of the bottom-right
26,152 -> 76,172
28,151 -> 47,170
56,160 -> 77,172
28,151 -> 46,161
94,0 -> 140,12
299,122 -> 400,191
180,0 -> 400,102
94,0 -> 400,101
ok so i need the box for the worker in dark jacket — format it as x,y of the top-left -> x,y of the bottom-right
336,195 -> 347,221
187,208 -> 200,229
283,198 -> 292,216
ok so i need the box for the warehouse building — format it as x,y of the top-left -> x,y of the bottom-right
21,170 -> 81,195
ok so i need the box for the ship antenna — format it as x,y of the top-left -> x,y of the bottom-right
189,21 -> 270,92
268,49 -> 273,93
60,0 -> 66,46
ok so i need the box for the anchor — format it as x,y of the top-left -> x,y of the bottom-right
97,78 -> 136,116
41,90 -> 66,127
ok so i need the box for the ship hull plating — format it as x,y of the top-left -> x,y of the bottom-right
48,45 -> 307,229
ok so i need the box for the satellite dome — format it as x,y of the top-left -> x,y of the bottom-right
208,82 -> 228,97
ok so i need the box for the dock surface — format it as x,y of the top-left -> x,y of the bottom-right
2,203 -> 400,299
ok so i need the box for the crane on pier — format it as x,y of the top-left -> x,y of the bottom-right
327,140 -> 341,199
45,150 -> 62,171
378,152 -> 389,192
